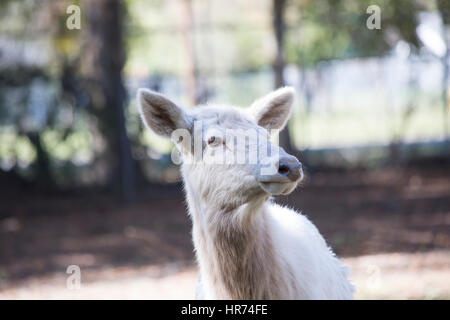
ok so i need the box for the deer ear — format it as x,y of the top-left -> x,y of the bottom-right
137,89 -> 192,138
248,87 -> 295,131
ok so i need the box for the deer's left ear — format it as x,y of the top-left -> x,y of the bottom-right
248,87 -> 295,132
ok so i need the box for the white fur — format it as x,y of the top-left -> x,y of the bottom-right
265,204 -> 355,299
138,87 -> 355,300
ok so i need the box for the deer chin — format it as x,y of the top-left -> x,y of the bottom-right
259,181 -> 298,195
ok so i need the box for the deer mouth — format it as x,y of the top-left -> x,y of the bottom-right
259,181 -> 297,195
257,165 -> 303,195
259,170 -> 303,195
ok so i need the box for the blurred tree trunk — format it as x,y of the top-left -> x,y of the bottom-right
181,0 -> 199,106
84,0 -> 135,201
273,0 -> 294,154
26,132 -> 54,188
437,1 -> 450,150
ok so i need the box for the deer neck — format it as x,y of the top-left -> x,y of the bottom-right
184,179 -> 285,299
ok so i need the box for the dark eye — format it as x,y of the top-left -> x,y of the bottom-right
208,136 -> 216,144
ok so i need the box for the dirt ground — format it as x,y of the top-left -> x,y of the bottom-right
0,164 -> 449,299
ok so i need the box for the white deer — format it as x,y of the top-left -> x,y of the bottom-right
137,87 -> 354,299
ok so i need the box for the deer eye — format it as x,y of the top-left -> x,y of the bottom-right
207,136 -> 216,145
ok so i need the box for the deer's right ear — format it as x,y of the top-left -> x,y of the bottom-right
137,89 -> 192,138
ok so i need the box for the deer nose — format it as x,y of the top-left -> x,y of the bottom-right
278,156 -> 302,182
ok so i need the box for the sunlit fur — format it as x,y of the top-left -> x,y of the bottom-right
138,87 -> 355,300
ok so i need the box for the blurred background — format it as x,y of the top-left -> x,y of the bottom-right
0,0 -> 449,299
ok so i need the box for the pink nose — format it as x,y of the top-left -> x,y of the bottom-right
278,156 -> 302,182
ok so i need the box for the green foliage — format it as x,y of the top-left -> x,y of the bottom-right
0,0 -> 444,187
286,0 -> 421,67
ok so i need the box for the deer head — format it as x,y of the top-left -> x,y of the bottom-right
138,87 -> 303,211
